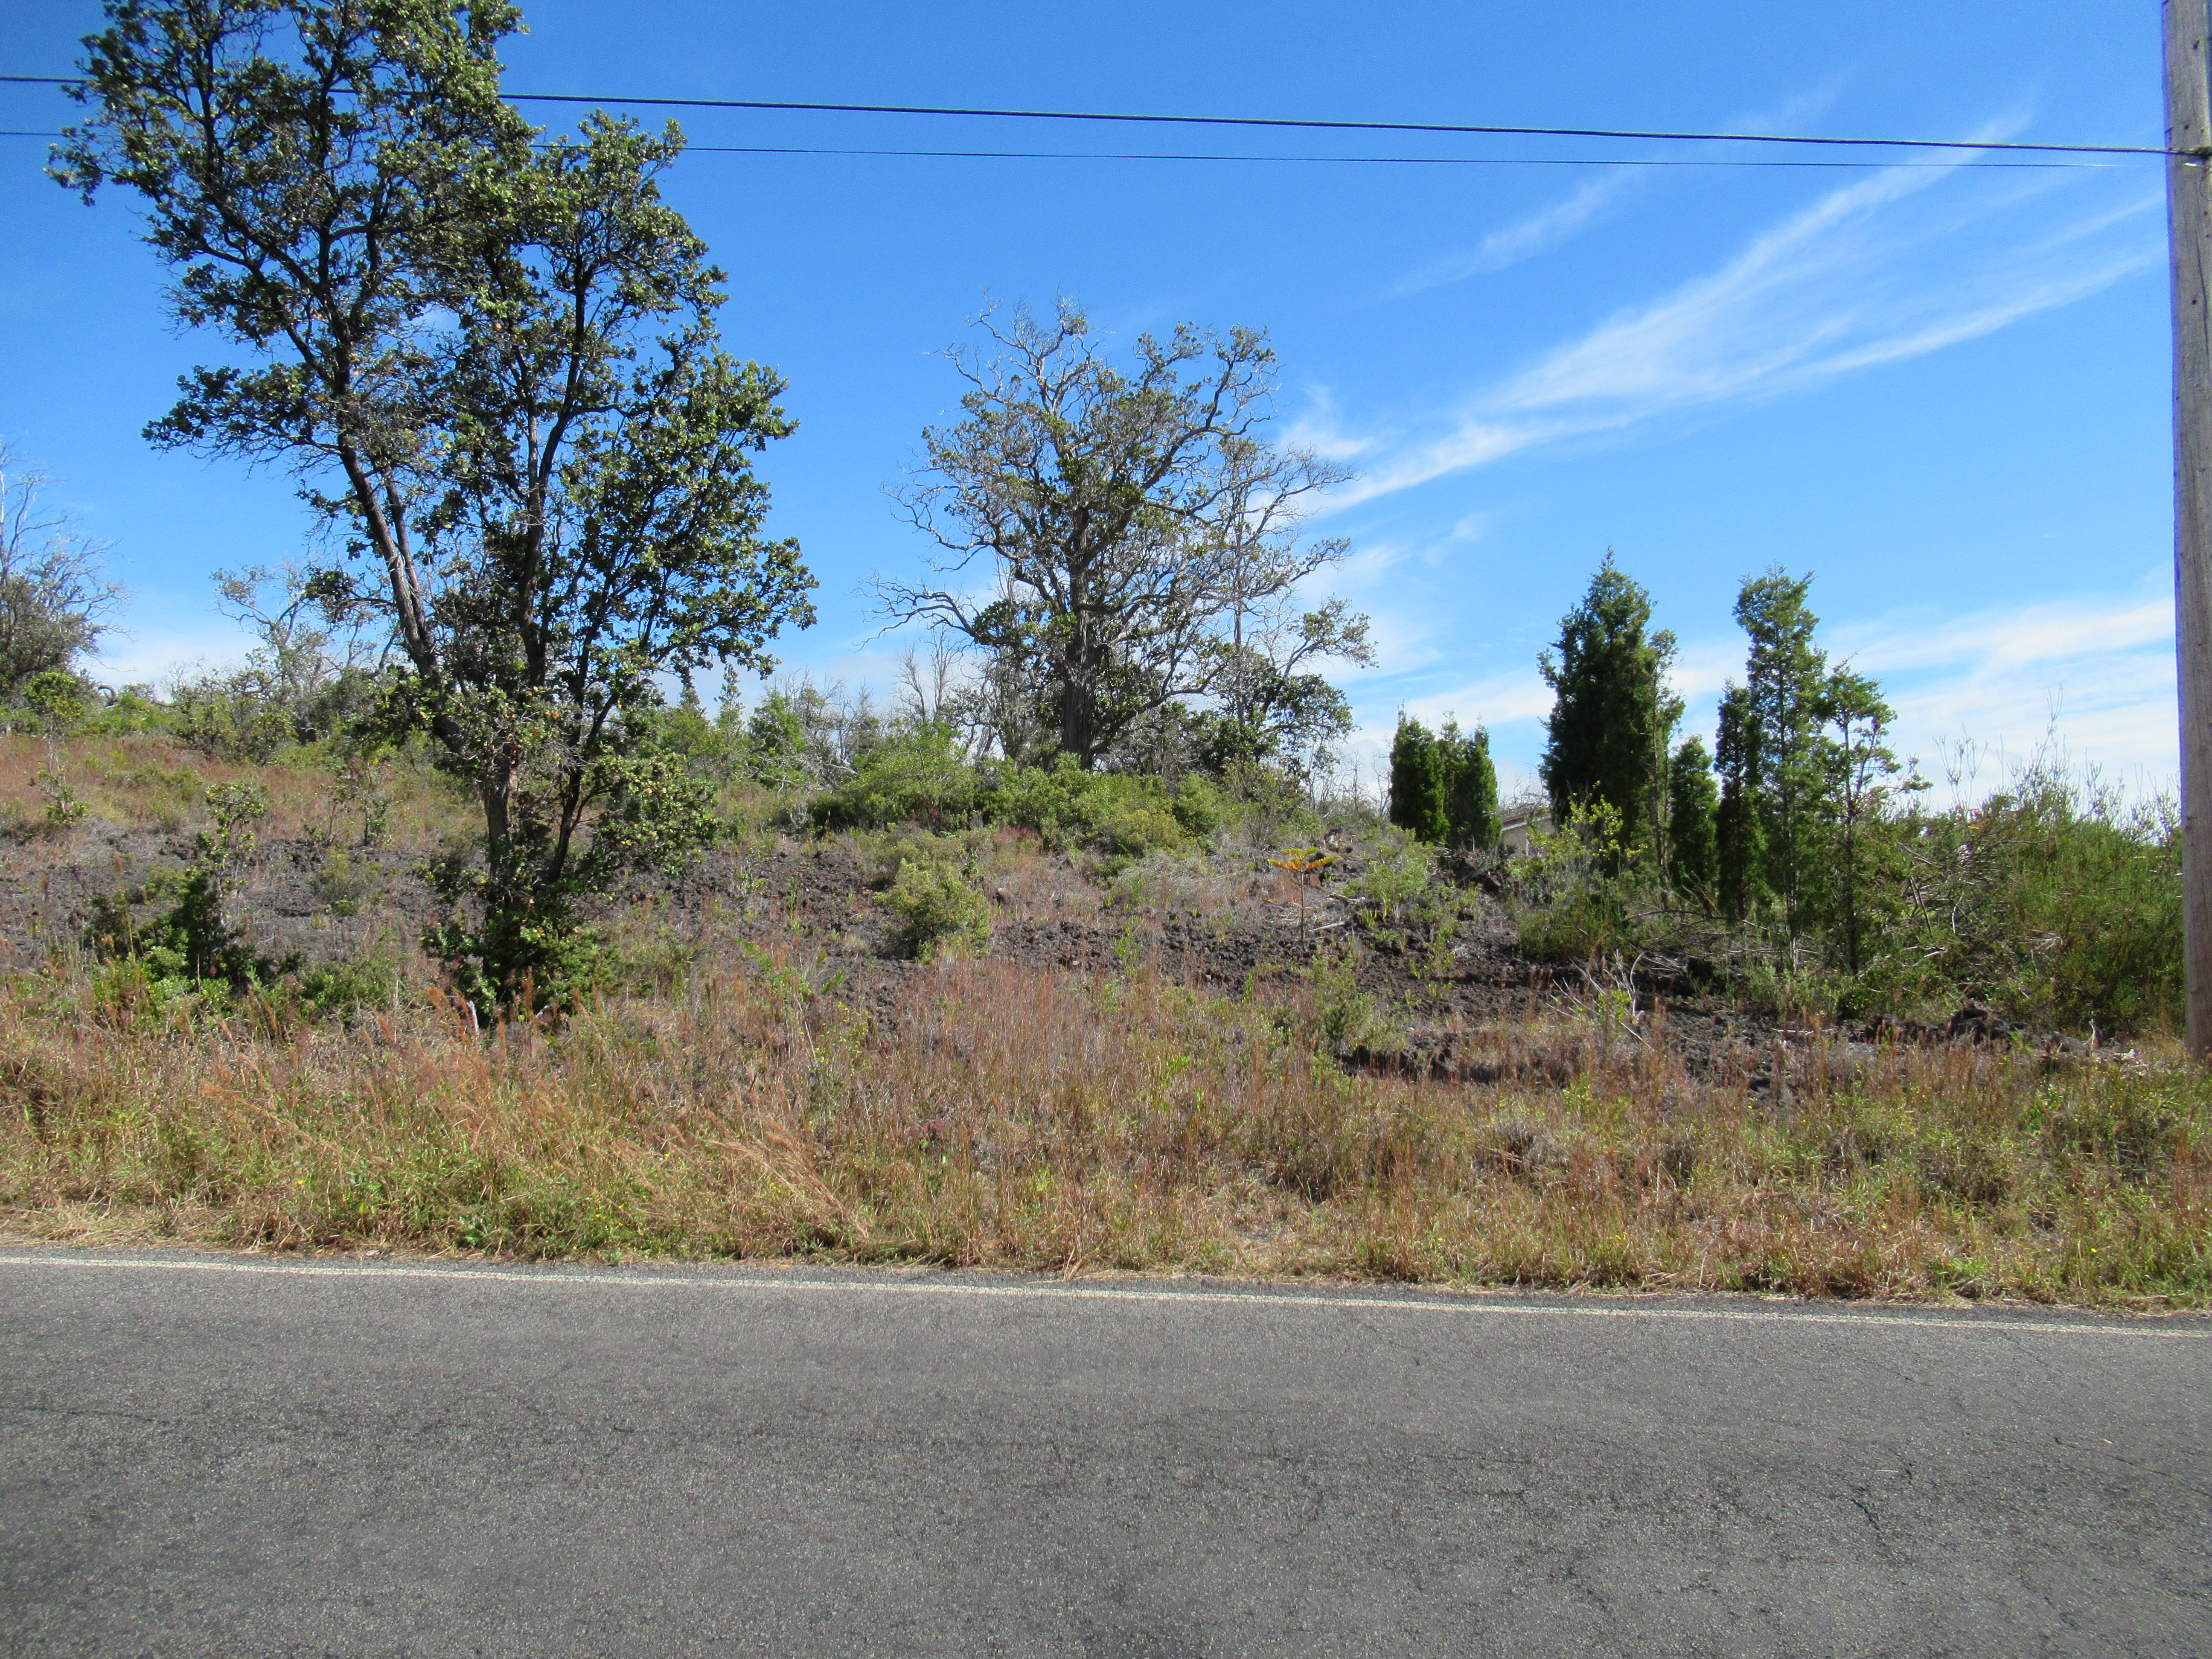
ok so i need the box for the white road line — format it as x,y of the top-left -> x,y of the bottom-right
2,1251 -> 2205,1340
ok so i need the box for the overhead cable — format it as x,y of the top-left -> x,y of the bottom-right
0,127 -> 2109,168
0,73 -> 2166,157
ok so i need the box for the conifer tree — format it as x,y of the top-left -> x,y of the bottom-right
1440,719 -> 1499,850
1819,667 -> 1902,975
1388,714 -> 1448,843
1714,687 -> 1763,922
1666,736 -> 1719,905
1732,570 -> 1831,932
1538,553 -> 1681,859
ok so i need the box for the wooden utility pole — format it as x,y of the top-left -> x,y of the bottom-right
2167,0 -> 2212,1060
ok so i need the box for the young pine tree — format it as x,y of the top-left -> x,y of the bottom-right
1666,736 -> 1719,905
1538,553 -> 1682,860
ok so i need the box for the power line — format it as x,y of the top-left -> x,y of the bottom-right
0,73 -> 2168,157
676,144 -> 2102,169
0,127 -> 2110,169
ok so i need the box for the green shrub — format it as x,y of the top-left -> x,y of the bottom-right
1348,835 -> 1434,925
309,849 -> 382,917
979,756 -> 1194,857
1854,773 -> 2181,1033
1303,946 -> 1385,1051
1171,774 -> 1222,839
884,858 -> 992,960
810,723 -> 978,830
294,951 -> 409,1019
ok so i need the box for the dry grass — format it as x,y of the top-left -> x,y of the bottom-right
0,734 -> 473,847
0,949 -> 2205,1308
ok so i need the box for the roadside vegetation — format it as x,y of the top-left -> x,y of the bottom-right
0,0 -> 2197,1307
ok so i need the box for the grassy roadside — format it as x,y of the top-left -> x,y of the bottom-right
1,949 -> 2206,1309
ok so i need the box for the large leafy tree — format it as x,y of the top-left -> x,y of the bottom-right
58,0 -> 814,1009
882,299 -> 1351,770
1537,553 -> 1682,861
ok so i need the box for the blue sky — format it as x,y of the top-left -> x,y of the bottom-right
0,1 -> 2174,800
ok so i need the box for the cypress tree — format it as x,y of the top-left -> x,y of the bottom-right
1538,553 -> 1682,858
1714,685 -> 1763,922
1441,720 -> 1499,850
1388,714 -> 1448,843
1666,736 -> 1719,904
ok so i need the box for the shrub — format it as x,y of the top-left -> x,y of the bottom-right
1171,774 -> 1222,839
1303,945 -> 1384,1051
294,950 -> 409,1020
810,723 -> 979,830
308,848 -> 382,917
978,756 -> 1194,857
1854,771 -> 2182,1033
884,858 -> 992,960
1348,834 -> 1455,949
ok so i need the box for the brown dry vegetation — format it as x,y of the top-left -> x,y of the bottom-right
1,943 -> 2206,1307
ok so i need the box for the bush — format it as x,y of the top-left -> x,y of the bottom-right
1854,771 -> 2181,1034
1348,835 -> 1435,928
979,756 -> 1194,857
810,723 -> 979,831
884,858 -> 992,960
294,950 -> 409,1019
1171,774 -> 1222,839
1505,802 -> 1654,963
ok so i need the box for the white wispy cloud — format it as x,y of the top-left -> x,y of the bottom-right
1384,82 -> 1854,303
1837,591 -> 2177,791
1392,171 -> 1637,296
1326,152 -> 2161,509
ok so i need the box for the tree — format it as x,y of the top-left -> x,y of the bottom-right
1439,719 -> 1499,851
1667,735 -> 1719,905
173,563 -> 386,760
1714,686 -> 1764,922
1817,667 -> 1903,975
881,299 -> 1351,770
1389,713 -> 1496,850
1537,553 -> 1681,861
1388,714 -> 1449,844
1728,569 -> 1831,933
0,440 -> 121,697
1206,595 -> 1375,784
60,1 -> 815,1010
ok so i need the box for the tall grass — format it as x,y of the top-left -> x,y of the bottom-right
2,952 -> 2204,1306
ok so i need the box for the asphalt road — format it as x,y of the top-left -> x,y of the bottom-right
2,1251 -> 2208,1658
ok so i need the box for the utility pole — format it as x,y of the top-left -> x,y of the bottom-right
2166,0 -> 2212,1061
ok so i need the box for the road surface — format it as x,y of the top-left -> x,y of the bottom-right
2,1249 -> 2207,1656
